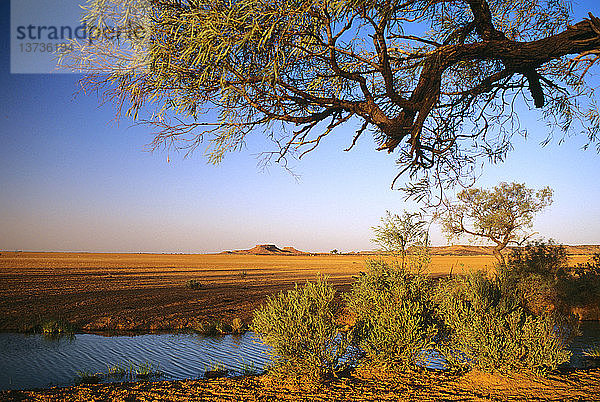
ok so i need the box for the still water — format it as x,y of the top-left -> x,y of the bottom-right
0,332 -> 272,390
0,322 -> 598,391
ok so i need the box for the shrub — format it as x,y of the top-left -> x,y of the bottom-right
435,270 -> 572,374
252,276 -> 347,381
504,240 -> 568,280
40,318 -> 76,337
565,253 -> 600,311
346,259 -> 441,369
186,279 -> 202,289
503,242 -> 600,317
500,241 -> 567,315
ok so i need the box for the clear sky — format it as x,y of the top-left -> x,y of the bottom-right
1,0 -> 600,253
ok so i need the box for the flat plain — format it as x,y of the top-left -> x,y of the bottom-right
0,250 -> 592,332
1,250 -> 599,401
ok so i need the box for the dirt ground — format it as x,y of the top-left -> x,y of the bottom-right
3,366 -> 600,401
0,251 -> 511,332
1,251 -> 599,400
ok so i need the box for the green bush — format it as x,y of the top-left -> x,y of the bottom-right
435,270 -> 572,374
505,240 -> 568,280
346,259 -> 441,369
565,253 -> 600,311
500,241 -> 567,314
40,318 -> 76,337
502,242 -> 600,317
252,276 -> 347,381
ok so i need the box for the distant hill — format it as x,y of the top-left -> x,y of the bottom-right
427,244 -> 600,256
221,244 -> 600,256
429,245 -> 495,256
222,244 -> 307,255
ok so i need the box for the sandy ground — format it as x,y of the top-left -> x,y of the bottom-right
3,366 -> 600,401
0,251 -> 512,332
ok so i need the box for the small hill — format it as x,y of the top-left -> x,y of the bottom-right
247,244 -> 287,254
430,245 -> 495,256
223,244 -> 307,255
282,246 -> 306,254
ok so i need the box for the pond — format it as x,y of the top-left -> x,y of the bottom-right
1,322 -> 599,391
0,331 -> 272,391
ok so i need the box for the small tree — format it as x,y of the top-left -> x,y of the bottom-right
371,210 -> 429,269
440,182 -> 553,265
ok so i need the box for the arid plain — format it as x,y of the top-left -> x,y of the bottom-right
2,248 -> 600,401
0,247 -> 594,332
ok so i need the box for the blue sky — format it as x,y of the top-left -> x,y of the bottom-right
1,0 -> 600,253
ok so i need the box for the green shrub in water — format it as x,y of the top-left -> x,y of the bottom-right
106,362 -> 127,379
435,270 -> 572,374
40,318 -> 75,337
252,276 -> 347,381
346,259 -> 441,369
134,361 -> 161,379
75,370 -> 102,384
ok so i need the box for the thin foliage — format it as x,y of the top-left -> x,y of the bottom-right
61,0 -> 600,200
439,182 -> 553,264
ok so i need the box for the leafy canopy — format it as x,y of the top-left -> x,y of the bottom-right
439,181 -> 553,263
371,210 -> 429,262
63,0 -> 600,199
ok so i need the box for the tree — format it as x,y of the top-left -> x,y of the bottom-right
439,182 -> 553,264
62,0 -> 600,199
371,210 -> 429,268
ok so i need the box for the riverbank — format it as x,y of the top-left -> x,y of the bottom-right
4,366 -> 600,401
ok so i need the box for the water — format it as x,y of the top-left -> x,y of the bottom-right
0,332 -> 272,390
0,322 -> 598,391
567,321 -> 600,369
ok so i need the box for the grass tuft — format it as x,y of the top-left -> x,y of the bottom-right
583,345 -> 600,359
75,370 -> 102,385
39,318 -> 76,337
133,361 -> 162,379
106,363 -> 127,379
186,279 -> 202,289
